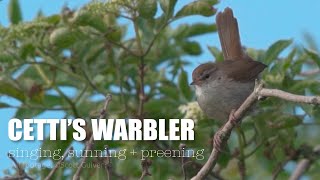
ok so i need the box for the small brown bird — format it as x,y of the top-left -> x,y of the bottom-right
191,7 -> 267,123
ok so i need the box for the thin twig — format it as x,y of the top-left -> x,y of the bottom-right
105,9 -> 133,20
235,128 -> 246,180
179,143 -> 187,180
139,159 -> 152,180
143,20 -> 172,56
7,153 -> 34,180
105,40 -> 138,57
132,14 -> 145,118
137,60 -> 145,118
97,144 -> 126,180
289,159 -> 311,180
72,94 -> 112,180
289,145 -> 320,180
72,130 -> 93,179
104,145 -> 112,180
45,146 -> 73,180
244,140 -> 264,159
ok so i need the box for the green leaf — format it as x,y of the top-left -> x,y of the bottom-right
304,48 -> 320,68
15,108 -> 44,119
137,0 -> 157,19
16,66 -> 45,83
8,0 -> 22,24
272,115 -> 302,129
303,32 -> 318,51
145,99 -> 175,112
116,158 -> 141,177
0,81 -> 26,102
312,106 -> 320,119
217,146 -> 231,167
19,43 -> 35,59
175,1 -> 216,19
208,46 -> 223,62
202,0 -> 219,4
181,41 -> 202,55
291,58 -> 304,75
0,53 -> 14,63
264,39 -> 292,64
264,73 -> 285,86
44,14 -> 61,24
158,85 -> 179,100
43,95 -> 63,107
49,27 -> 80,48
159,0 -> 177,18
136,17 -> 155,43
72,10 -> 108,33
83,43 -> 105,63
145,99 -> 178,119
282,48 -> 296,71
105,27 -> 122,42
0,102 -> 11,108
178,69 -> 192,100
90,168 -> 105,180
173,23 -> 216,40
291,79 -> 319,90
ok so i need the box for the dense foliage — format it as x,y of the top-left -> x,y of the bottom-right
1,0 -> 319,179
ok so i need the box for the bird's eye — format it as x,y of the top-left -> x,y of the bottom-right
204,74 -> 210,79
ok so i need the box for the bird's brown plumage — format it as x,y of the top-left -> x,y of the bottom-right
216,7 -> 243,61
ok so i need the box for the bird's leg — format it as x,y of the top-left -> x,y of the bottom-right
229,109 -> 239,126
213,109 -> 238,152
213,128 -> 225,152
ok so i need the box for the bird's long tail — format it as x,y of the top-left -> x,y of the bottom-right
216,7 -> 243,61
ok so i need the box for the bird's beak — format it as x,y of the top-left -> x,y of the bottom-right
190,81 -> 195,85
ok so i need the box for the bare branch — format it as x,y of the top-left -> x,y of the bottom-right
45,146 -> 73,180
289,159 -> 311,180
73,94 -> 112,180
259,89 -> 320,105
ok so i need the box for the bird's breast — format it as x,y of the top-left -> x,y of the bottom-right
195,79 -> 255,121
